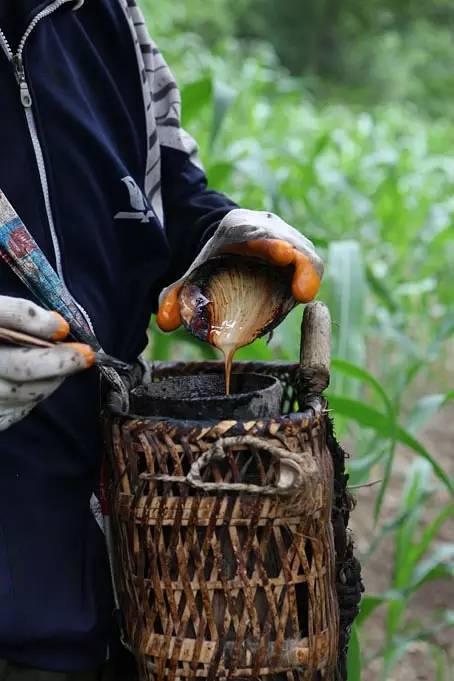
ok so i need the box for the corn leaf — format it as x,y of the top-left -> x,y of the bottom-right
346,622 -> 361,681
356,592 -> 402,627
322,240 -> 366,398
328,395 -> 454,495
181,77 -> 213,126
407,391 -> 454,434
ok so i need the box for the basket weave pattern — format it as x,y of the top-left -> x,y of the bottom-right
105,362 -> 343,681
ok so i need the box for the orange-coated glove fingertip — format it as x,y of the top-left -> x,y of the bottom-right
292,276 -> 321,303
225,239 -> 295,267
292,255 -> 321,303
50,312 -> 70,341
156,287 -> 182,332
267,240 -> 295,267
65,343 -> 96,368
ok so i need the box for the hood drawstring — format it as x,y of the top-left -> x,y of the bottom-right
73,0 -> 84,9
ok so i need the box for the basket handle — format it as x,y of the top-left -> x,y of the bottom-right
142,435 -> 319,496
300,301 -> 331,394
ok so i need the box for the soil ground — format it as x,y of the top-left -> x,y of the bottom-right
349,404 -> 454,680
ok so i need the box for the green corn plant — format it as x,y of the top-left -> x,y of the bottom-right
355,460 -> 454,679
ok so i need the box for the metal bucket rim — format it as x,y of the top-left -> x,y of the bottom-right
131,371 -> 280,403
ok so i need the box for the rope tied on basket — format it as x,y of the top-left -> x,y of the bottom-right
140,434 -> 320,496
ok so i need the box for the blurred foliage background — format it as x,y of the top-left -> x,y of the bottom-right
142,1 -> 453,678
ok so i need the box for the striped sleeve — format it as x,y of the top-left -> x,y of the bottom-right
128,13 -> 202,165
121,0 -> 238,288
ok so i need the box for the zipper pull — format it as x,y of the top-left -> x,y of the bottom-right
13,54 -> 32,108
19,81 -> 32,108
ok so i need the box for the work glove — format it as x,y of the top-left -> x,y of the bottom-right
0,296 -> 95,431
157,208 -> 324,331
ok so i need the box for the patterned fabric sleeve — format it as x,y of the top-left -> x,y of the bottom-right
120,0 -> 238,285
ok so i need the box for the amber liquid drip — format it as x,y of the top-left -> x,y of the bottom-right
222,346 -> 237,396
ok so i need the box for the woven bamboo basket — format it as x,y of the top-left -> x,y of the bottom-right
103,303 -> 362,681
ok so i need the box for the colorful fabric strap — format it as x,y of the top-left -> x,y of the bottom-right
0,189 -> 100,348
0,189 -> 130,412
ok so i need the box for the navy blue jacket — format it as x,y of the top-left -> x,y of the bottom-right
0,0 -> 236,671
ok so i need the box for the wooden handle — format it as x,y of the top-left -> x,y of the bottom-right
0,326 -> 54,348
299,302 -> 331,394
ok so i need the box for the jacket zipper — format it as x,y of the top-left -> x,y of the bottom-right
0,0 -> 96,334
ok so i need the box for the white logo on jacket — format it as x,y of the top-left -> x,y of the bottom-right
114,176 -> 154,223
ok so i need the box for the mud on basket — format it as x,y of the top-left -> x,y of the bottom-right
102,303 -> 360,681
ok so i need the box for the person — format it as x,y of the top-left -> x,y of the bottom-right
0,1 -> 323,679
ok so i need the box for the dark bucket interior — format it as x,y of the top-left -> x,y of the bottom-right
130,373 -> 283,420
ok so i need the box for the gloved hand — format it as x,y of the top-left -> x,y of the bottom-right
157,208 -> 324,331
0,296 -> 95,431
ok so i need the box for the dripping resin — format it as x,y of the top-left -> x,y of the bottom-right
179,255 -> 295,394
